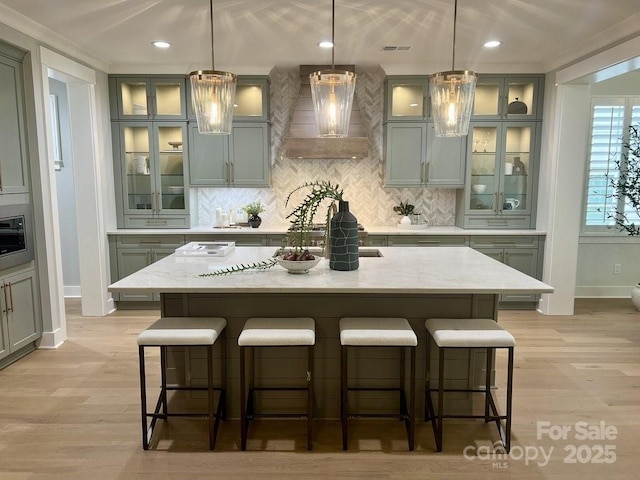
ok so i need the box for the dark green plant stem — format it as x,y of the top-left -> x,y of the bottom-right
199,258 -> 277,277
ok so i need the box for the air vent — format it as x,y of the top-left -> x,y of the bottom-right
382,45 -> 411,51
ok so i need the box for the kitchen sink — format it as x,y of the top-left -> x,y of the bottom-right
274,247 -> 382,258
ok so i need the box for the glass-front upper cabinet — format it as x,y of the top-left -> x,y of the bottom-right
472,76 -> 543,120
113,77 -> 186,120
120,122 -> 188,216
384,77 -> 429,121
187,75 -> 270,122
466,122 -> 536,216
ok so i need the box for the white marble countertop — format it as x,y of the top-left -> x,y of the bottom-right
108,246 -> 554,295
107,225 -> 547,236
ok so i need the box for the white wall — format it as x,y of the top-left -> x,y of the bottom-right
575,71 -> 640,298
49,77 -> 81,296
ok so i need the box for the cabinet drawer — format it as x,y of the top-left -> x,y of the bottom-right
117,235 -> 185,248
124,216 -> 190,229
366,235 -> 388,247
388,235 -> 468,247
463,215 -> 531,229
186,234 -> 267,246
469,235 -> 539,249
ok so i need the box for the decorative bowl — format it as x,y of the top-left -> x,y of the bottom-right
168,141 -> 183,150
168,185 -> 184,194
275,255 -> 321,274
471,184 -> 487,194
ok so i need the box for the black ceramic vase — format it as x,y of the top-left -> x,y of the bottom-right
248,214 -> 262,228
329,201 -> 359,271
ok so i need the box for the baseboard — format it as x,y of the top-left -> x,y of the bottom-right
575,286 -> 633,298
37,327 -> 66,349
63,285 -> 81,297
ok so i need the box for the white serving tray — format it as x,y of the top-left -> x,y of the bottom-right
175,241 -> 235,257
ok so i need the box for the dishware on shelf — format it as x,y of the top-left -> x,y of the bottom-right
503,198 -> 520,210
504,162 -> 514,175
168,186 -> 184,194
168,141 -> 183,150
276,255 -> 321,274
134,155 -> 148,174
471,184 -> 487,194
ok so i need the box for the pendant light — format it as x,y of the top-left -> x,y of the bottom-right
309,0 -> 356,138
429,0 -> 477,137
189,0 -> 237,134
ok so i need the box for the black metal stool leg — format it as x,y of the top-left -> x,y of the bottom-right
307,345 -> 314,451
240,346 -> 247,451
408,346 -> 416,451
485,347 -> 493,423
436,347 -> 445,452
139,345 -> 149,450
505,347 -> 514,453
341,345 -> 348,451
160,346 -> 168,418
207,345 -> 215,450
220,330 -> 227,420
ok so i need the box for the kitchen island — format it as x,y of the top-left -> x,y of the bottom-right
109,246 -> 553,418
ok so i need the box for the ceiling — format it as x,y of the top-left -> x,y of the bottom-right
1,0 -> 639,75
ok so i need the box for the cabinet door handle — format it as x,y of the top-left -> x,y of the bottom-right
150,191 -> 156,212
139,240 -> 162,244
224,161 -> 230,183
1,284 -> 6,314
424,161 -> 430,184
230,162 -> 235,184
7,282 -> 13,313
417,240 -> 440,244
494,192 -> 499,213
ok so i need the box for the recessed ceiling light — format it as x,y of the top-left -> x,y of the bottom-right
152,41 -> 171,49
484,40 -> 502,48
318,41 -> 334,48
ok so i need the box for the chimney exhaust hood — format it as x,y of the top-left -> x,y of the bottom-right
283,65 -> 369,160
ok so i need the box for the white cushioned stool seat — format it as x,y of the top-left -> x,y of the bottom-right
340,317 -> 417,346
137,317 -> 226,346
425,318 -> 516,348
238,317 -> 315,346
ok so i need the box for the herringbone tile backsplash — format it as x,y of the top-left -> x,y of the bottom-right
195,67 -> 456,228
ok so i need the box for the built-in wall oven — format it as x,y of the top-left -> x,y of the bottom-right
0,203 -> 34,271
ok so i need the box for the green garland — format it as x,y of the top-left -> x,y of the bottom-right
199,258 -> 277,277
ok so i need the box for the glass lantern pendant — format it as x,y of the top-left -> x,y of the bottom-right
310,0 -> 356,138
429,0 -> 477,137
429,70 -> 477,137
189,0 -> 237,135
309,70 -> 356,137
190,70 -> 237,134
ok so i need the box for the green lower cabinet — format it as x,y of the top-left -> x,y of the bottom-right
474,246 -> 539,306
366,235 -> 388,247
387,235 -> 468,247
0,266 -> 41,363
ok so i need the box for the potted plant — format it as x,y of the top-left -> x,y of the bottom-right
285,180 -> 359,271
605,123 -> 640,309
243,201 -> 265,228
393,201 -> 415,225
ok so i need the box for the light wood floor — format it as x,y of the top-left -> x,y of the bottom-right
0,299 -> 638,479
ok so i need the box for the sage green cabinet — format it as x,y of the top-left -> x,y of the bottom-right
188,122 -> 270,187
472,75 -> 544,121
0,51 -> 29,195
186,234 -> 267,246
470,235 -> 542,307
113,121 -> 190,228
110,76 -> 187,120
387,235 -> 468,247
384,76 -> 429,121
0,265 -> 41,362
383,77 -> 465,188
457,121 -> 539,229
188,76 -> 270,122
110,235 -> 185,302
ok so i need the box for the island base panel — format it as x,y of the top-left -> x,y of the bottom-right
159,293 -> 499,419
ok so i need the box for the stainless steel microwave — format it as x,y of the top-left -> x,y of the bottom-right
0,203 -> 34,271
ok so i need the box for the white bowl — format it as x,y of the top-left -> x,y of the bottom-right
276,255 -> 321,274
472,184 -> 487,194
168,186 -> 184,194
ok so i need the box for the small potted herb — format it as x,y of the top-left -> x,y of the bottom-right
393,201 -> 415,225
243,201 -> 265,228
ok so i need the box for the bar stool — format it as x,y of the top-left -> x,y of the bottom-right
137,316 -> 227,450
238,317 -> 315,451
339,317 -> 417,451
424,318 -> 515,452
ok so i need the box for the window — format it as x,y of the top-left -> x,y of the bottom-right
583,97 -> 640,232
